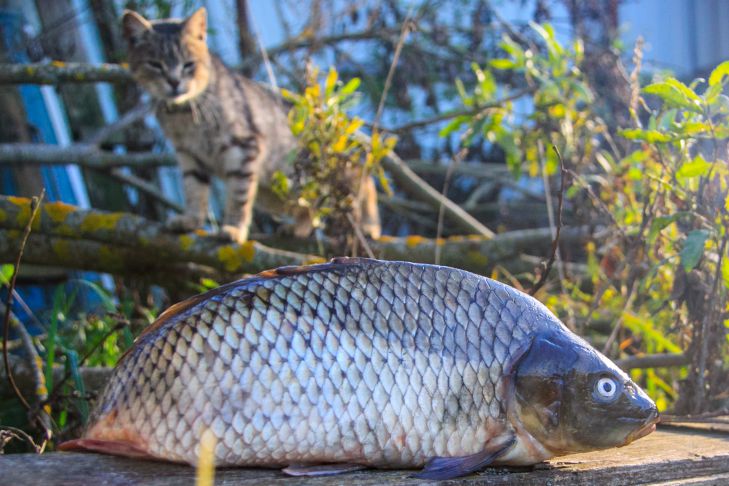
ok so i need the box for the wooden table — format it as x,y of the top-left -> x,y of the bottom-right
2,427 -> 728,485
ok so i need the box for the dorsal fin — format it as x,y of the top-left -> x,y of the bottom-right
124,257 -> 381,355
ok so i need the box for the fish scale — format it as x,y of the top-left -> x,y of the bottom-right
80,258 -> 536,467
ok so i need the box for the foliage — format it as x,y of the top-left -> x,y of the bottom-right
277,66 -> 396,247
445,23 -> 729,413
1,278 -> 155,449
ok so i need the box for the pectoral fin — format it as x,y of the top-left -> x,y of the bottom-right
282,463 -> 366,476
58,438 -> 153,460
412,434 -> 516,480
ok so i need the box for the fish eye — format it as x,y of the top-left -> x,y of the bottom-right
146,61 -> 163,71
595,376 -> 619,401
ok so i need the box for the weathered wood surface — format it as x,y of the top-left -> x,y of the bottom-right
1,428 -> 728,485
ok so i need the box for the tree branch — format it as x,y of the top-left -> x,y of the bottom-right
384,88 -> 534,133
372,226 -> 590,273
616,353 -> 689,370
0,144 -> 181,212
0,196 -> 597,279
0,196 -> 316,278
0,143 -> 175,169
0,62 -> 132,84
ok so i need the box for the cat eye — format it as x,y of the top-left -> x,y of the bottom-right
145,61 -> 164,71
183,61 -> 196,72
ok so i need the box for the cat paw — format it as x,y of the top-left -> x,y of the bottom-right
166,214 -> 200,233
218,225 -> 249,244
361,222 -> 381,240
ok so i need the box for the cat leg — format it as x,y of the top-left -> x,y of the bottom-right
220,136 -> 263,243
167,151 -> 210,232
358,176 -> 381,239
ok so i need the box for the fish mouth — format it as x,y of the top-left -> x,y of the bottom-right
631,422 -> 656,441
622,412 -> 659,445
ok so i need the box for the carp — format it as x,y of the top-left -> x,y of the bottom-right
60,258 -> 658,479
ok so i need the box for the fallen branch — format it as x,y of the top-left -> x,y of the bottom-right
0,196 -> 316,278
0,62 -> 132,84
1,196 -> 595,278
372,226 -> 590,274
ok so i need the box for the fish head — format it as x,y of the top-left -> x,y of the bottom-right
512,329 -> 659,456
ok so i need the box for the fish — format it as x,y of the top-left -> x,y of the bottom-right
59,257 -> 659,479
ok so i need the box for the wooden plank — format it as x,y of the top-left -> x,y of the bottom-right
1,428 -> 728,485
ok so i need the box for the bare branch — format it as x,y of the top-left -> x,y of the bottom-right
616,353 -> 689,370
3,191 -> 44,415
385,88 -> 534,133
529,146 -> 567,295
0,143 -> 175,169
0,62 -> 131,84
360,135 -> 496,238
107,168 -> 182,213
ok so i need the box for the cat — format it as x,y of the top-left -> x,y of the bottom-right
121,7 -> 380,243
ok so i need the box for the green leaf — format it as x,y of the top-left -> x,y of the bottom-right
619,128 -> 672,143
679,121 -> 711,137
500,36 -> 524,58
530,22 -> 563,58
704,82 -> 724,105
0,264 -> 13,285
200,278 -> 219,290
709,60 -> 729,86
665,78 -> 703,104
676,155 -> 712,180
489,58 -> 516,70
338,78 -> 360,97
472,63 -> 496,98
643,81 -> 702,113
648,214 -> 681,242
680,229 -> 709,271
438,115 -> 469,137
455,78 -> 471,106
623,313 -> 682,354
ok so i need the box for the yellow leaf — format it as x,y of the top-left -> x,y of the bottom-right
280,88 -> 296,101
332,135 -> 348,153
344,118 -> 364,135
325,68 -> 338,97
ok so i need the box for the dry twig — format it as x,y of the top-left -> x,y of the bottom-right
529,146 -> 567,295
2,190 -> 50,449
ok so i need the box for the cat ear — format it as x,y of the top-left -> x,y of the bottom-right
122,10 -> 151,46
183,7 -> 207,42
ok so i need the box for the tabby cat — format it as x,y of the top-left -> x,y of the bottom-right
122,7 -> 380,242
